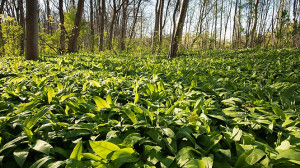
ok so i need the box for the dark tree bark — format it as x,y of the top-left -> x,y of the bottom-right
168,0 -> 189,58
249,0 -> 259,47
128,0 -> 142,41
119,0 -> 128,50
232,0 -> 238,49
18,0 -> 25,55
90,0 -> 95,52
98,0 -> 106,51
59,0 -> 66,53
25,0 -> 39,60
107,0 -> 117,50
68,0 -> 85,53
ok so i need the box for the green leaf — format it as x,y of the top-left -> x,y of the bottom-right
13,149 -> 29,167
82,153 -> 102,161
184,159 -> 206,168
48,161 -> 66,168
70,141 -> 83,161
122,133 -> 142,147
89,141 -> 120,159
94,96 -> 111,110
32,139 -> 53,155
24,106 -> 50,129
276,148 -> 300,162
30,156 -> 52,168
111,148 -> 139,167
272,105 -> 286,121
134,91 -> 139,104
235,149 -> 266,168
176,147 -> 201,167
123,108 -> 138,124
46,86 -> 55,104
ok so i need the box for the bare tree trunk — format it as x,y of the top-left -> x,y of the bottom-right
107,0 -> 117,50
0,0 -> 7,55
250,0 -> 259,47
232,0 -> 238,49
119,0 -> 128,50
59,0 -> 66,53
25,0 -> 39,60
223,0 -> 232,48
128,0 -> 142,42
18,0 -> 25,55
168,0 -> 189,58
219,0 -> 223,48
152,0 -> 160,53
214,0 -> 217,48
90,0 -> 95,52
68,0 -> 85,53
157,0 -> 164,54
98,0 -> 106,51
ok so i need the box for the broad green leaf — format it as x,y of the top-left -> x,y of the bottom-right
94,96 -> 111,110
0,136 -> 27,153
124,108 -> 138,124
111,148 -> 139,166
89,141 -> 120,159
231,127 -> 243,141
13,149 -> 29,167
134,91 -> 139,104
24,106 -> 50,129
176,147 -> 201,167
23,127 -> 33,141
276,148 -> 300,162
46,86 -> 55,104
32,139 -> 53,155
82,153 -> 102,161
30,156 -> 52,168
48,161 -> 66,168
122,133 -> 142,147
91,80 -> 101,87
272,105 -> 286,121
184,159 -> 206,168
235,149 -> 266,168
70,141 -> 83,161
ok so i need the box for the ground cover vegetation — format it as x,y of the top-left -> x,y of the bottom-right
0,49 -> 299,167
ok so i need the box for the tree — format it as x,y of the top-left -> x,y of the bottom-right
25,0 -> 39,60
152,0 -> 164,53
119,0 -> 128,50
68,0 -> 85,53
18,0 -> 25,55
0,0 -> 7,55
98,0 -> 106,51
59,0 -> 67,53
168,0 -> 189,58
90,0 -> 95,52
249,0 -> 259,47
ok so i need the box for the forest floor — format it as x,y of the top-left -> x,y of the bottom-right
0,49 -> 299,167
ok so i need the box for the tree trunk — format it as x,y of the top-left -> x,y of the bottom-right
107,0 -> 117,50
119,0 -> 128,50
0,0 -> 7,55
250,0 -> 259,47
68,0 -> 85,53
18,0 -> 25,55
99,0 -> 106,51
219,0 -> 223,48
232,0 -> 238,49
168,0 -> 189,58
59,0 -> 66,53
152,0 -> 160,53
214,0 -> 217,48
90,0 -> 95,52
25,0 -> 39,60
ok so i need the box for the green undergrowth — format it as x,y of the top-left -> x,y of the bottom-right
0,49 -> 299,167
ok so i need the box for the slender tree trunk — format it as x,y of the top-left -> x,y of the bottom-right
0,0 -> 7,55
18,0 -> 25,55
98,0 -> 106,51
223,0 -> 232,48
90,0 -> 95,52
59,0 -> 66,53
128,0 -> 142,41
232,0 -> 238,49
152,0 -> 160,53
46,0 -> 51,34
68,0 -> 85,53
168,0 -> 189,58
250,0 -> 259,47
219,0 -> 223,48
157,0 -> 164,54
25,0 -> 39,60
107,0 -> 117,50
119,0 -> 128,50
214,0 -> 217,48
